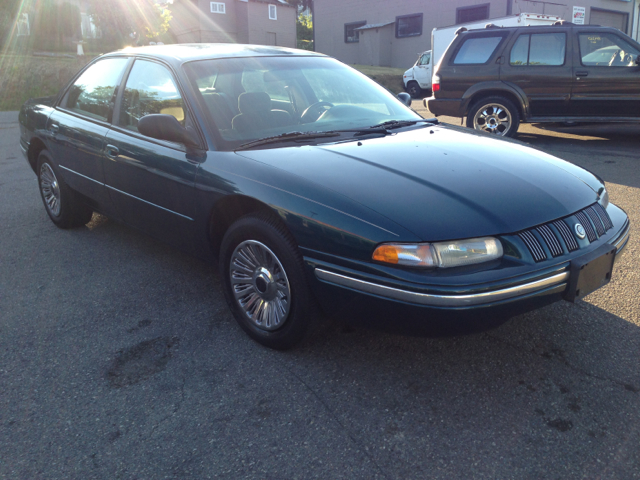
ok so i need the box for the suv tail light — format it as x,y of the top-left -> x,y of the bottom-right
432,73 -> 440,93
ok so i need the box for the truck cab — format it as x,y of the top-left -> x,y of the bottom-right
403,50 -> 432,98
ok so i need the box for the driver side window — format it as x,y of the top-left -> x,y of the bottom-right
579,33 -> 640,67
119,60 -> 186,132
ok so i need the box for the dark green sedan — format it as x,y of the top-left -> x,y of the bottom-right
19,45 -> 630,349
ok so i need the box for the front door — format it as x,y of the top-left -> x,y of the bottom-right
500,30 -> 573,117
414,51 -> 432,88
104,59 -> 200,250
571,31 -> 640,117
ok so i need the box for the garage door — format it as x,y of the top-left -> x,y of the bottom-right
590,9 -> 629,33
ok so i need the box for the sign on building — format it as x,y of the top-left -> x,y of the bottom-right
573,6 -> 586,25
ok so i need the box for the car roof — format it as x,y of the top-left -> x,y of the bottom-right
461,24 -> 620,34
101,43 -> 326,66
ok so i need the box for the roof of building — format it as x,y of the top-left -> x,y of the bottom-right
355,22 -> 395,31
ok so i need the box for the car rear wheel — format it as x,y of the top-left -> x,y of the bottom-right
406,81 -> 422,99
467,96 -> 520,138
37,151 -> 93,228
219,212 -> 319,349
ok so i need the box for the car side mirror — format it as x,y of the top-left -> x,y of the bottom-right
397,92 -> 412,106
138,114 -> 199,147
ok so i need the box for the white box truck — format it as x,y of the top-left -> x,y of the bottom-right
402,13 -> 563,97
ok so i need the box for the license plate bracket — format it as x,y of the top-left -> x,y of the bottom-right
564,243 -> 616,302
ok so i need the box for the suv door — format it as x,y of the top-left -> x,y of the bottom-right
571,30 -> 640,117
104,58 -> 201,250
499,29 -> 572,117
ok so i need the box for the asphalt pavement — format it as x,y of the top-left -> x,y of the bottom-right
1,109 -> 639,479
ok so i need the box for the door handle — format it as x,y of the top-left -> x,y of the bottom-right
49,123 -> 59,135
575,71 -> 589,77
105,144 -> 119,158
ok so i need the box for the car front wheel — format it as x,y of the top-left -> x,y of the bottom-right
37,151 -> 93,228
219,212 -> 319,349
467,96 -> 520,138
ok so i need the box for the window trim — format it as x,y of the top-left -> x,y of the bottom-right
344,21 -> 366,43
508,32 -> 567,67
395,13 -> 423,39
456,3 -> 490,25
210,2 -> 226,14
269,4 -> 277,20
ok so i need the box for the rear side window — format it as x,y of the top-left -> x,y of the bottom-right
65,58 -> 128,121
509,33 -> 566,66
453,36 -> 503,64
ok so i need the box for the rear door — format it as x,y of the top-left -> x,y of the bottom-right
48,57 -> 130,209
570,30 -> 640,117
499,28 -> 573,117
104,58 -> 201,249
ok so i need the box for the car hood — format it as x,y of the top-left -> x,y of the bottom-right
235,126 -> 602,241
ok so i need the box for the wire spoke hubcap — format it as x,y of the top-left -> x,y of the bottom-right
230,240 -> 291,331
39,163 -> 61,217
473,103 -> 512,136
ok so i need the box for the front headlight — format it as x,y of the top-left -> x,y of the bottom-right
598,187 -> 609,210
372,237 -> 503,269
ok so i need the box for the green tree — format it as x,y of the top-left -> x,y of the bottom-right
296,11 -> 313,51
88,0 -> 172,47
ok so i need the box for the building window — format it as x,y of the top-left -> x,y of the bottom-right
456,4 -> 490,24
345,21 -> 366,43
396,13 -> 423,38
269,5 -> 277,20
210,2 -> 226,14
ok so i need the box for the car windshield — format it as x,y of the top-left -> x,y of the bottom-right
184,56 -> 421,149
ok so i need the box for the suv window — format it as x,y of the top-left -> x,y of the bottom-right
65,58 -> 128,121
453,36 -> 503,65
579,33 -> 640,67
119,60 -> 186,132
510,33 -> 566,66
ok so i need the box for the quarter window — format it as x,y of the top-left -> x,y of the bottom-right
456,4 -> 489,24
509,33 -> 566,66
210,2 -> 225,14
579,33 -> 639,67
453,36 -> 503,65
345,21 -> 366,43
119,60 -> 186,133
65,58 -> 128,121
396,13 -> 423,38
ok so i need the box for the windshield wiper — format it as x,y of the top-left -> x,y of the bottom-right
369,118 -> 439,130
236,131 -> 340,150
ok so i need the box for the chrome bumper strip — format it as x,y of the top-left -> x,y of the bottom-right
315,269 -> 569,307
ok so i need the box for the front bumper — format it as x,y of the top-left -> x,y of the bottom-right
424,97 -> 464,118
305,206 -> 629,333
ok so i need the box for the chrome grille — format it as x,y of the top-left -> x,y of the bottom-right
552,220 -> 578,252
536,224 -> 563,257
593,203 -> 614,230
517,203 -> 614,262
518,230 -> 547,262
575,210 -> 597,242
585,206 -> 605,236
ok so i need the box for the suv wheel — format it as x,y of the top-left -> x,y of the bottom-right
467,96 -> 520,138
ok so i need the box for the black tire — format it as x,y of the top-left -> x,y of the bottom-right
406,81 -> 422,99
466,96 -> 520,138
36,151 -> 93,229
219,212 -> 319,349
